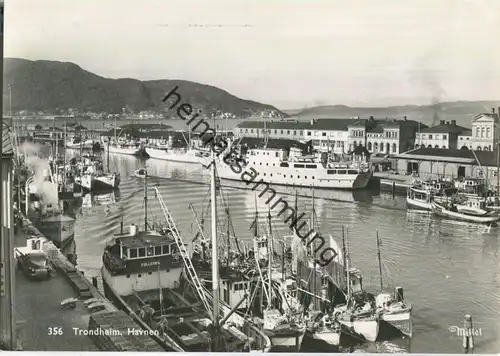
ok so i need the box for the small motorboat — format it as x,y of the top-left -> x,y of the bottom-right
60,297 -> 78,310
134,168 -> 147,179
431,201 -> 500,224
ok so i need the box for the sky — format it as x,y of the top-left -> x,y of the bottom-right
4,0 -> 500,109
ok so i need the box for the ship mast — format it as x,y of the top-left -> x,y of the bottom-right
376,230 -> 383,292
144,169 -> 148,231
210,141 -> 220,343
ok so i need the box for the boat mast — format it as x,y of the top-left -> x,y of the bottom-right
345,227 -> 351,299
267,222 -> 272,309
376,230 -> 383,292
210,143 -> 220,332
144,170 -> 148,231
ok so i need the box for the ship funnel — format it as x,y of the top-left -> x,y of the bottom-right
129,224 -> 138,236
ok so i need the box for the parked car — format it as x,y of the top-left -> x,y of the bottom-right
16,250 -> 52,280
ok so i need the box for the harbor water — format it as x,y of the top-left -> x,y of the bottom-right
67,151 -> 500,353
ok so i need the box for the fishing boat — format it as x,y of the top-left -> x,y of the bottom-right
134,168 -> 147,179
406,180 -> 457,211
146,146 -> 209,164
307,314 -> 342,348
66,138 -> 94,149
333,291 -> 380,342
431,201 -> 500,224
101,168 -> 271,352
373,232 -> 412,338
25,170 -> 76,249
75,153 -> 120,192
104,139 -> 145,156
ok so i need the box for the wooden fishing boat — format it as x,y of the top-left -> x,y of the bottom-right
431,201 -> 500,224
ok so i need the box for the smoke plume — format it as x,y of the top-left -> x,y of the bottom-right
20,142 -> 60,209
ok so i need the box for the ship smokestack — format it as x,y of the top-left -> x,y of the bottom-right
129,224 -> 138,236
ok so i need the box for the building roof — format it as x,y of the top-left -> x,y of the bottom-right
237,120 -> 311,130
471,112 -> 499,123
2,123 -> 14,157
458,129 -> 472,136
237,118 -> 362,131
395,147 -> 498,166
419,122 -> 468,134
240,137 -> 310,152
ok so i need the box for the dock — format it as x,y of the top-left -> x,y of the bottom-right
14,215 -> 165,351
372,172 -> 416,194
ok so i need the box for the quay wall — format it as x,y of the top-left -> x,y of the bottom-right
18,215 -> 168,352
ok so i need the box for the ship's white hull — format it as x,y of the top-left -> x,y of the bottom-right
406,197 -> 432,210
66,139 -> 94,149
216,160 -> 372,190
381,311 -> 412,337
104,144 -> 142,155
266,331 -> 304,350
78,173 -> 120,192
145,147 -> 203,164
310,330 -> 340,346
339,319 -> 379,342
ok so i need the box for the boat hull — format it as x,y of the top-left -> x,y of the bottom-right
104,144 -> 144,156
265,329 -> 305,351
406,197 -> 431,210
308,329 -> 340,348
339,319 -> 379,342
216,161 -> 372,190
66,140 -> 94,149
145,147 -> 204,164
431,201 -> 500,224
380,311 -> 412,338
78,174 -> 120,192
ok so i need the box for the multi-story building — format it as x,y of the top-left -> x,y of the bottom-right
348,117 -> 423,154
236,116 -> 423,155
457,109 -> 500,151
235,120 -> 309,142
415,120 -> 468,149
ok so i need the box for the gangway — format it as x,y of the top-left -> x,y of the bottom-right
153,186 -> 212,316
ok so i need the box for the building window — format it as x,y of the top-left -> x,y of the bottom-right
392,143 -> 397,153
481,127 -> 485,138
251,129 -> 254,133
476,127 -> 480,138
487,127 -> 491,138
299,131 -> 303,135
428,134 -> 433,139
322,132 -> 326,137
293,130 -> 297,135
280,130 -> 284,134
274,129 -> 277,134
287,130 -> 290,135
442,134 -> 447,140
307,131 -> 311,136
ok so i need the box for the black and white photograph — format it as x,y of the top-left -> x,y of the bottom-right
0,0 -> 499,353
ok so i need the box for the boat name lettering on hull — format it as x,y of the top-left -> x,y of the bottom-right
140,261 -> 160,268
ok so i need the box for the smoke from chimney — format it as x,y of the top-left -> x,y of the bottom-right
19,142 -> 60,209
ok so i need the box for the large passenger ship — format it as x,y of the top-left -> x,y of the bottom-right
216,147 -> 372,190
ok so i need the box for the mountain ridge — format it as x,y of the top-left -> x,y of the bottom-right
3,58 -> 288,119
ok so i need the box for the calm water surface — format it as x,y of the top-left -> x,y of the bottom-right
66,151 -> 500,353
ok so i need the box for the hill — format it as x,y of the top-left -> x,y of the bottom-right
295,102 -> 500,128
3,58 -> 288,119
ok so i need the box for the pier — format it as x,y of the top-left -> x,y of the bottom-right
13,215 -> 166,351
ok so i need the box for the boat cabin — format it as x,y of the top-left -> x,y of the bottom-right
455,178 -> 487,195
253,235 -> 269,261
102,224 -> 183,276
